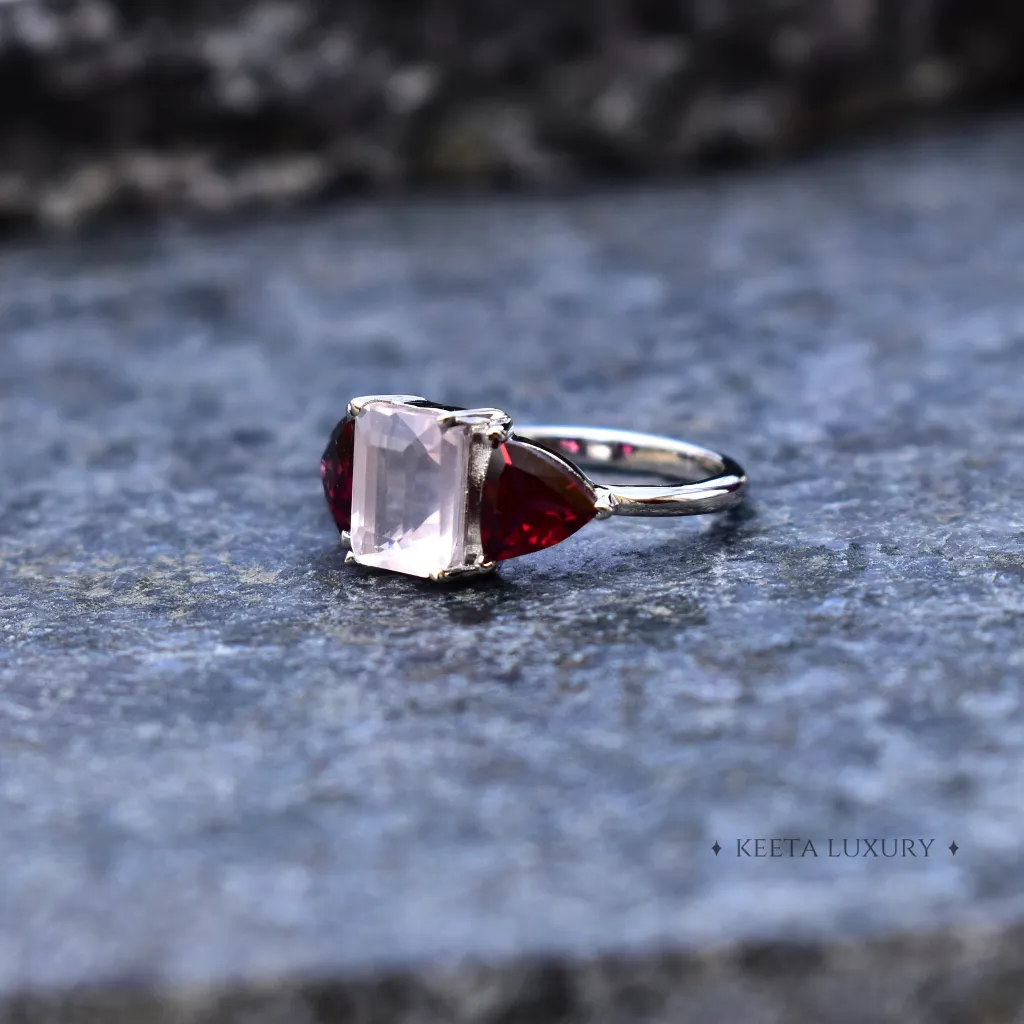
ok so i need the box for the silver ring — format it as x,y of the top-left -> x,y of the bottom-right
322,395 -> 747,581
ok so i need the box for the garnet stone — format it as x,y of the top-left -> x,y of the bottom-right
480,440 -> 597,562
321,413 -> 355,532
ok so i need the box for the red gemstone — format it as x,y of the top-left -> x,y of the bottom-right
321,414 -> 355,532
480,440 -> 597,562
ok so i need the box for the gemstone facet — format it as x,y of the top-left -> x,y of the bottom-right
321,414 -> 356,532
350,402 -> 471,578
480,440 -> 596,562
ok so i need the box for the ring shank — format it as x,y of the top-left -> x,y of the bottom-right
512,425 -> 746,517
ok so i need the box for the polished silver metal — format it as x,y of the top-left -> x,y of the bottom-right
334,397 -> 746,581
437,408 -> 512,446
348,394 -> 426,417
435,405 -> 502,581
512,425 -> 746,517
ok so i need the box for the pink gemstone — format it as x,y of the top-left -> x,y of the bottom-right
480,440 -> 596,562
321,414 -> 355,532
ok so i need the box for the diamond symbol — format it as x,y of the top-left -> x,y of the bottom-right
949,841 -> 959,855
712,841 -> 721,855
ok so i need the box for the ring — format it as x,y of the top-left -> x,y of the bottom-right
321,395 -> 747,581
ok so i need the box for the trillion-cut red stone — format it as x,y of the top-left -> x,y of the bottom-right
480,440 -> 597,562
321,413 -> 355,532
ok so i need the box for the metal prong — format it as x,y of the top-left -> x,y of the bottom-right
430,561 -> 497,582
339,530 -> 352,550
437,408 -> 512,439
348,395 -> 426,417
592,486 -> 619,520
485,423 -> 511,446
344,551 -> 358,566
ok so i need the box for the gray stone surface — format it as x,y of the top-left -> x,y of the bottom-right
2,118 -> 1024,1022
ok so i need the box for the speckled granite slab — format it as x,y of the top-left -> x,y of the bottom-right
1,120 -> 1023,1022
4,0 -> 1024,229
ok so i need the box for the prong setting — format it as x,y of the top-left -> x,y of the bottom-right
429,560 -> 497,583
348,395 -> 426,417
592,486 -> 619,519
486,424 -> 510,447
456,412 -> 512,574
437,408 -> 512,439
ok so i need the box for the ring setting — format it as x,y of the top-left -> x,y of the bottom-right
321,395 -> 747,581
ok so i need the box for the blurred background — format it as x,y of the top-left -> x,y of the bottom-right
3,0 -> 1024,230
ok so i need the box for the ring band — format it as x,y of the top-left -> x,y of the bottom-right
512,425 -> 747,518
321,396 -> 747,581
